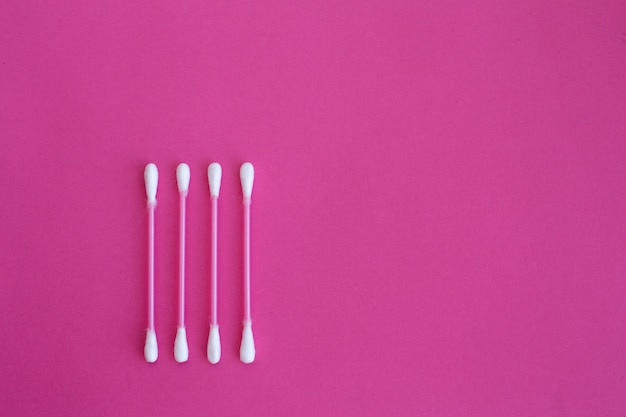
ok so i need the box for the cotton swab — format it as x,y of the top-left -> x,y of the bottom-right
174,163 -> 190,363
207,163 -> 222,364
239,162 -> 256,364
144,163 -> 159,363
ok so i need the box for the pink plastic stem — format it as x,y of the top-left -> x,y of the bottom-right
243,200 -> 251,322
178,192 -> 186,329
210,197 -> 218,326
147,203 -> 155,331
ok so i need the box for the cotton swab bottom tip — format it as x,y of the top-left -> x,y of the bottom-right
174,327 -> 189,363
144,329 -> 158,363
240,322 -> 255,364
207,325 -> 222,364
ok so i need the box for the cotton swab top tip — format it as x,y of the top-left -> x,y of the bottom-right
176,163 -> 190,193
208,163 -> 222,197
240,162 -> 254,199
144,329 -> 158,363
144,163 -> 159,204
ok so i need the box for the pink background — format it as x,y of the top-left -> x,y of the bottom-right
1,1 -> 625,416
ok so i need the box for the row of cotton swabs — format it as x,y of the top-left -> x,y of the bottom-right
143,162 -> 256,364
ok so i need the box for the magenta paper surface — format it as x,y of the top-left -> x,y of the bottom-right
1,1 -> 625,416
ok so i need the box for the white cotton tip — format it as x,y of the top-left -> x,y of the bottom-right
207,163 -> 222,197
207,325 -> 221,364
144,329 -> 158,363
176,163 -> 190,194
144,163 -> 159,204
174,327 -> 189,363
240,162 -> 254,200
239,322 -> 255,364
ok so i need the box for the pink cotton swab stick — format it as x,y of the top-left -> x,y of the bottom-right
144,163 -> 159,363
207,163 -> 222,364
174,163 -> 190,363
240,162 -> 256,364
